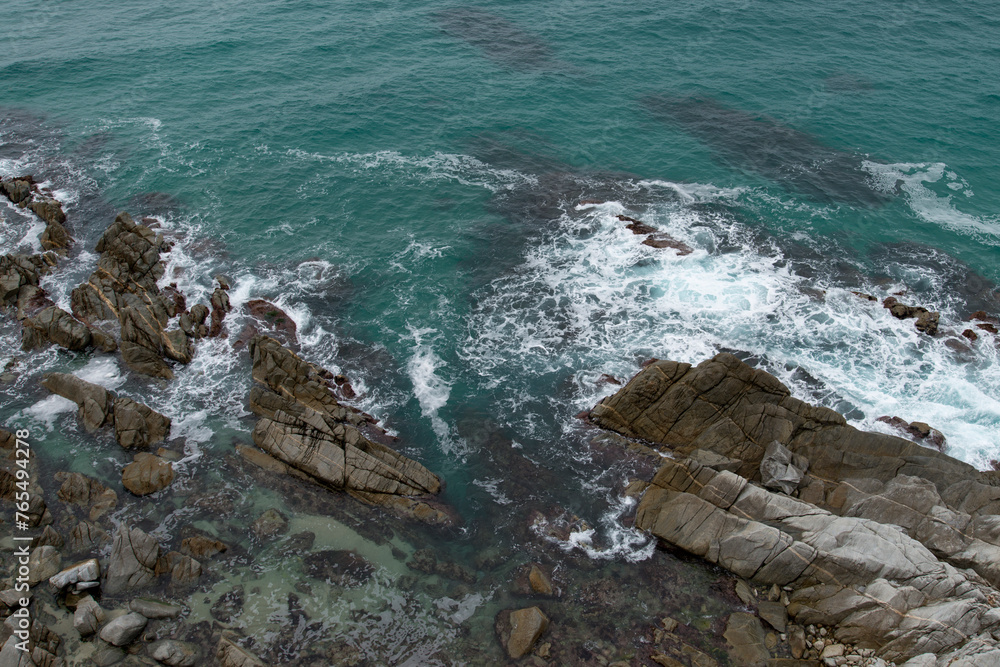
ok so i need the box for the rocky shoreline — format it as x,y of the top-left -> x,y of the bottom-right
3,174 -> 1000,666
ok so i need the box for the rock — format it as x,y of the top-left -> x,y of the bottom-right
499,606 -> 550,659
155,551 -> 202,587
32,524 -> 63,549
149,640 -> 199,667
876,416 -> 946,451
642,234 -> 694,255
760,441 -> 808,494
113,397 -> 171,449
28,197 -> 67,226
122,453 -> 174,495
49,558 -> 101,591
41,372 -> 113,431
211,586 -> 245,623
105,525 -> 160,596
882,297 -> 939,335
1,177 -> 33,204
55,471 -> 118,520
129,598 -> 184,619
180,535 -> 227,560
161,329 -> 192,364
724,612 -> 771,667
758,601 -> 788,633
247,335 -> 446,522
72,594 -> 106,636
27,546 -> 61,585
251,508 -> 288,540
67,520 -> 111,555
98,612 -> 147,647
246,299 -> 297,345
91,646 -> 125,666
0,636 -> 34,667
788,624 -> 807,659
528,564 -> 554,595
216,635 -> 266,667
20,306 -> 92,351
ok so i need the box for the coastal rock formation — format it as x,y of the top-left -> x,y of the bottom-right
41,372 -> 170,448
246,335 -> 449,523
121,452 -> 175,495
591,353 -> 1000,664
70,212 -> 194,378
1,175 -> 71,253
105,525 -> 160,596
883,296 -> 940,335
0,253 -> 57,309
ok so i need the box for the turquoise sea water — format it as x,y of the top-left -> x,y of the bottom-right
3,1 -> 1000,663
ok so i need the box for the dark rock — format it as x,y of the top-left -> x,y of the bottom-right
642,234 -> 694,255
180,535 -> 227,560
155,551 -> 202,587
251,508 -> 288,540
73,595 -> 106,636
876,416 -> 947,451
21,306 -> 92,351
114,397 -> 171,449
882,296 -> 940,335
495,606 -> 549,659
724,613 -> 770,667
211,587 -> 245,623
246,299 -> 297,345
55,471 -> 118,520
759,441 -> 808,494
216,635 -> 266,667
149,640 -> 199,667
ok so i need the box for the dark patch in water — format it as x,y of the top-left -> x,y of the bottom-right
824,72 -> 879,93
642,93 -> 893,208
434,7 -> 557,71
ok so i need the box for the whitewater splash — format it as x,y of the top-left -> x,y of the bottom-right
463,182 -> 1000,467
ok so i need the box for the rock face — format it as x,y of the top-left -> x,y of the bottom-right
592,353 -> 1000,664
105,525 -> 160,596
70,212 -> 195,378
247,335 -> 448,523
42,372 -> 170,449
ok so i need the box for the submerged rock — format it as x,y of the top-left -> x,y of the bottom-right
883,296 -> 940,335
216,635 -> 266,667
246,335 -> 449,523
496,606 -> 550,659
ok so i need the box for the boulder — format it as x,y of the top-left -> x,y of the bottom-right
246,299 -> 297,345
122,453 -> 174,496
759,441 -> 807,494
72,595 -> 106,636
180,535 -> 227,560
42,373 -> 113,431
27,546 -> 61,585
499,606 -> 550,659
155,551 -> 202,587
113,397 -> 171,449
104,525 -> 160,596
20,306 -> 92,351
724,613 -> 770,667
55,471 -> 118,520
251,508 -> 288,540
98,611 -> 147,646
0,254 -> 53,306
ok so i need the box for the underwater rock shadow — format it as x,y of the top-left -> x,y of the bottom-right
433,6 -> 563,72
642,93 -> 894,208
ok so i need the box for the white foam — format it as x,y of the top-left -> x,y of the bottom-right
405,327 -> 457,452
865,161 -> 1000,244
24,394 -> 77,429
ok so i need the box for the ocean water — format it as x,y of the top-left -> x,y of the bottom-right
3,0 -> 1000,663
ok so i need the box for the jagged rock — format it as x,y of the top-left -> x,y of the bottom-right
883,297 -> 940,335
72,595 -> 106,636
216,635 -> 266,667
161,328 -> 192,364
876,416 -> 947,451
589,353 -> 978,490
757,601 -> 788,633
0,636 -> 33,667
99,612 -> 147,646
130,598 -> 184,619
105,525 -> 160,596
251,508 -> 288,540
497,606 -> 549,659
0,253 -> 54,306
114,397 -> 171,449
21,306 -> 92,351
32,525 -> 63,549
1,177 -> 33,204
27,197 -> 66,226
149,640 -> 199,667
55,472 -> 118,520
247,335 -> 447,522
759,441 -> 808,495
122,453 -> 174,495
49,558 -> 100,591
407,548 -> 477,584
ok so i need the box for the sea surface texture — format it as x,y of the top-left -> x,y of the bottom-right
2,0 -> 999,664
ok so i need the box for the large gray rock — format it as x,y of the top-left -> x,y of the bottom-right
41,373 -> 113,431
73,595 -> 106,636
759,440 -> 807,495
26,546 -> 61,585
129,598 -> 183,619
98,611 -> 147,646
121,453 -> 174,496
105,525 -> 160,596
247,336 -> 448,524
49,558 -> 100,591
